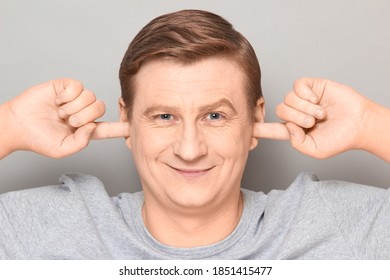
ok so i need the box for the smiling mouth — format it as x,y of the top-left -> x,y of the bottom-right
168,165 -> 214,178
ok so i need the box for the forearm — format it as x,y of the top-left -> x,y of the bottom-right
358,101 -> 390,163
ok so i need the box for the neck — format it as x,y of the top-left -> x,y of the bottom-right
142,191 -> 243,248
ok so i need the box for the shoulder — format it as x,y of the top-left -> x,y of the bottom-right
0,174 -> 112,259
0,173 -> 109,228
267,172 -> 390,259
0,174 -> 107,208
288,172 -> 389,207
270,171 -> 388,201
244,171 -> 389,211
58,173 -> 109,200
260,171 -> 390,234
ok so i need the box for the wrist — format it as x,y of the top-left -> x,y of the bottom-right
0,102 -> 18,158
357,100 -> 390,162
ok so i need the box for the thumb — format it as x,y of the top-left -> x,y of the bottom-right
285,122 -> 320,158
91,121 -> 130,140
253,122 -> 290,140
56,122 -> 97,157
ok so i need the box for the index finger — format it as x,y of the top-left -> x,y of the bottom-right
253,122 -> 290,140
92,122 -> 130,140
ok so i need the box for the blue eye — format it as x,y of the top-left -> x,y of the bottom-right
206,112 -> 223,120
157,114 -> 172,121
156,114 -> 173,121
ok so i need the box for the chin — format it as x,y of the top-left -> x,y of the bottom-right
166,185 -> 220,210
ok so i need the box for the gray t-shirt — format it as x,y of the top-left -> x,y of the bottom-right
0,172 -> 389,259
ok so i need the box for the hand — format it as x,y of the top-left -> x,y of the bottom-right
254,78 -> 373,159
1,79 -> 129,158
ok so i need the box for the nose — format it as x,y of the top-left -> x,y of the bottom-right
173,121 -> 207,161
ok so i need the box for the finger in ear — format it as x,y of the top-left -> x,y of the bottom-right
118,97 -> 129,122
254,97 -> 265,122
249,137 -> 259,150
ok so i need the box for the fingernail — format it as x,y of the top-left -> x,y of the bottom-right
69,116 -> 80,127
58,109 -> 67,118
309,96 -> 318,103
315,108 -> 325,119
304,117 -> 314,127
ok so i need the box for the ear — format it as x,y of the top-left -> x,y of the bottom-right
250,97 -> 265,150
118,97 -> 132,150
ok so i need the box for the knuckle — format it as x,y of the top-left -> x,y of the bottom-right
96,100 -> 106,115
294,77 -> 311,97
71,79 -> 84,91
69,79 -> 83,92
293,78 -> 304,89
84,89 -> 96,102
63,79 -> 84,94
296,77 -> 308,85
284,92 -> 295,104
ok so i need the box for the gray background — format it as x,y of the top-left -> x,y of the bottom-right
0,0 -> 389,196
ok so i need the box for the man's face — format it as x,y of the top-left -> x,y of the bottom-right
123,57 -> 262,210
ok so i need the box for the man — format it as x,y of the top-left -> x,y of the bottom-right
0,10 -> 389,259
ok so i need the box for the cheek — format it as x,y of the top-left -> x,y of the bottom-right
130,126 -> 174,158
205,124 -> 252,156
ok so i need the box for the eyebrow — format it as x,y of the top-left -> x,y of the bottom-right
199,98 -> 237,114
142,98 -> 237,116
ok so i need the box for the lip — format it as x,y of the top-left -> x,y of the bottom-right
167,165 -> 214,178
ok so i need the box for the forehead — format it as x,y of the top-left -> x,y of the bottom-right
132,57 -> 248,106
